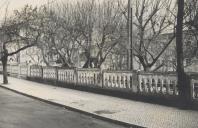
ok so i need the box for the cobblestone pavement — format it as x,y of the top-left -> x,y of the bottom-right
0,87 -> 128,128
1,75 -> 198,128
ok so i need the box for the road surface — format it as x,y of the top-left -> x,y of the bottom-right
0,88 -> 128,128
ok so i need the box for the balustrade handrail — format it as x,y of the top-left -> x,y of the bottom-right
1,64 -> 198,101
76,68 -> 100,71
103,70 -> 135,74
138,71 -> 176,76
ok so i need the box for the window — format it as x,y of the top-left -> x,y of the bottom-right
185,58 -> 191,66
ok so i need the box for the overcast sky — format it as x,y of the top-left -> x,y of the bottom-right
0,0 -> 61,20
0,0 -> 176,21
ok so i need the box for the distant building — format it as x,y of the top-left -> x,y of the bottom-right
153,30 -> 198,72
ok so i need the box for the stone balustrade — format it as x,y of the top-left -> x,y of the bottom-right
103,71 -> 134,90
77,68 -> 101,87
191,79 -> 198,100
58,69 -> 75,84
1,64 -> 198,101
43,67 -> 57,80
30,65 -> 43,78
8,65 -> 19,76
138,72 -> 178,96
19,66 -> 29,77
190,74 -> 198,100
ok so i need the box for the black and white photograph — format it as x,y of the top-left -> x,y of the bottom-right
0,0 -> 198,128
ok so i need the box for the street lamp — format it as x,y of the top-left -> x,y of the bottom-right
127,0 -> 133,70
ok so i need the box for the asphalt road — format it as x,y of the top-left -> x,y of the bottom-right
0,88 -> 128,128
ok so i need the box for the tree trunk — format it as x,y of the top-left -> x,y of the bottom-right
143,66 -> 151,72
83,59 -> 92,68
83,51 -> 92,68
176,0 -> 191,107
2,55 -> 8,84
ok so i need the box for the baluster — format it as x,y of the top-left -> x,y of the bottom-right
72,71 -> 74,82
157,79 -> 161,93
121,75 -> 125,88
88,72 -> 91,84
148,78 -> 152,93
89,73 -> 91,84
129,75 -> 132,89
91,73 -> 93,84
58,71 -> 60,81
145,78 -> 148,92
166,80 -> 170,95
92,73 -> 94,85
138,76 -> 142,92
65,72 -> 67,82
71,71 -> 73,82
69,71 -> 71,82
86,73 -> 88,84
81,73 -> 83,84
86,72 -> 89,84
78,74 -> 80,84
94,73 -> 96,85
117,76 -> 120,88
151,79 -> 155,93
116,76 -> 119,88
111,75 -> 114,87
59,71 -> 61,81
51,69 -> 53,79
142,78 -> 146,92
104,74 -> 108,87
66,71 -> 68,82
164,79 -> 167,94
82,73 -> 84,84
173,81 -> 177,95
85,73 -> 88,84
160,79 -> 164,94
111,76 -> 114,88
110,75 -> 113,87
43,69 -> 45,79
69,72 -> 71,82
80,73 -> 83,84
103,74 -> 106,87
48,69 -> 50,79
113,75 -> 115,87
83,72 -> 85,84
125,75 -> 129,89
84,72 -> 87,84
45,69 -> 47,79
120,76 -> 122,88
63,71 -> 65,82
108,75 -> 111,87
115,75 -> 118,88
62,71 -> 64,82
67,71 -> 69,82
65,71 -> 69,82
60,71 -> 62,81
126,75 -> 130,89
125,75 -> 128,88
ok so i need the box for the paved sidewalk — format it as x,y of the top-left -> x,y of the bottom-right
1,75 -> 198,128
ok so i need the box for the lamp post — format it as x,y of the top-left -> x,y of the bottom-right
127,0 -> 133,70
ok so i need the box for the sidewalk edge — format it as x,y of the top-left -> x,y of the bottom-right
0,85 -> 144,128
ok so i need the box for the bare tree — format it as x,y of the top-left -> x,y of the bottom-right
185,0 -> 198,31
132,0 -> 175,71
0,5 -> 42,84
176,0 -> 191,107
90,0 -> 126,68
183,0 -> 198,61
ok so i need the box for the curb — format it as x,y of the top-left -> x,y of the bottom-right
0,85 -> 144,128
